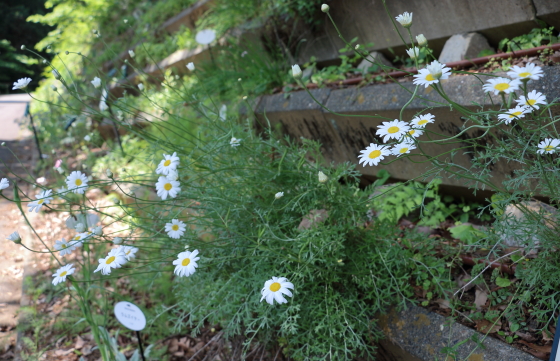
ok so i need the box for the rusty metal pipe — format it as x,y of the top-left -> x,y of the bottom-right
305,43 -> 560,89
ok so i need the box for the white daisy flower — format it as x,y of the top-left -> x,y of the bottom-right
54,238 -> 76,256
497,106 -> 530,124
406,128 -> 424,139
120,245 -> 138,261
52,264 -> 75,286
219,104 -> 227,121
173,249 -> 200,277
7,231 -> 21,244
156,152 -> 179,175
376,119 -> 410,143
318,171 -> 328,183
515,90 -> 547,110
94,248 -> 127,275
413,62 -> 451,88
358,144 -> 391,167
482,77 -> 521,95
13,78 -> 31,90
68,233 -> 85,248
27,189 -> 53,213
66,171 -> 88,194
410,113 -> 435,128
91,77 -> 101,88
165,219 -> 186,239
392,141 -> 416,157
0,178 -> 9,190
260,276 -> 294,305
426,61 -> 451,80
537,138 -> 560,154
275,192 -> 284,199
406,47 -> 420,59
230,137 -> 241,147
395,12 -> 413,28
155,176 -> 181,200
507,63 -> 543,81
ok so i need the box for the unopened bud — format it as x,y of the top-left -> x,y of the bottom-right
321,4 -> 330,12
65,51 -> 69,55
292,64 -> 302,79
113,237 -> 123,244
21,45 -> 26,50
318,171 -> 328,183
75,223 -> 86,233
106,169 -> 113,178
93,226 -> 103,236
416,34 -> 428,47
7,231 -> 21,244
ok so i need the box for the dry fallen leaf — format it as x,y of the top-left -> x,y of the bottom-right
476,319 -> 502,334
518,339 -> 552,353
474,289 -> 488,310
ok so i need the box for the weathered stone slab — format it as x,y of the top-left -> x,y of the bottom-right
297,0 -> 543,64
439,33 -> 494,63
379,303 -> 540,361
254,66 -> 560,192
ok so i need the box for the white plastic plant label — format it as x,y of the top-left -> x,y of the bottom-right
114,302 -> 146,331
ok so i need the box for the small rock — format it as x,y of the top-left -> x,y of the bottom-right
438,33 -> 493,63
298,209 -> 328,230
356,52 -> 392,73
14,256 -> 23,262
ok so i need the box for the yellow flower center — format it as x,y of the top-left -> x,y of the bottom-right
425,74 -> 435,81
418,119 -> 428,125
399,147 -> 409,154
60,271 -> 67,277
387,126 -> 400,134
106,256 -> 116,264
494,83 -> 510,91
545,145 -> 554,152
409,130 -> 416,135
369,150 -> 381,159
527,99 -> 536,105
38,199 -> 44,204
126,250 -> 131,255
164,159 -> 171,167
181,258 -> 191,266
172,225 -> 179,231
74,236 -> 81,240
510,111 -> 523,118
518,72 -> 531,78
269,282 -> 281,292
164,183 -> 172,191
75,179 -> 82,186
62,244 -> 67,248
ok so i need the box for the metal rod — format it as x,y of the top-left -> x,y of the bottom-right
136,330 -> 146,361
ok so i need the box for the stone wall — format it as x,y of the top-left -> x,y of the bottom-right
297,0 -> 560,64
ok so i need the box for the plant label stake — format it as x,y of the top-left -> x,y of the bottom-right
114,301 -> 147,361
550,316 -> 560,361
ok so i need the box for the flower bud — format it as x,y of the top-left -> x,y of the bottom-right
292,64 -> 302,79
93,226 -> 103,236
65,51 -> 69,55
106,169 -> 113,178
186,62 -> 195,71
113,237 -> 123,244
128,50 -> 135,58
52,70 -> 61,80
21,45 -> 26,50
51,85 -> 57,91
75,223 -> 86,233
318,171 -> 328,183
416,34 -> 428,47
406,47 -> 420,60
321,4 -> 330,12
275,191 -> 284,199
7,231 -> 21,244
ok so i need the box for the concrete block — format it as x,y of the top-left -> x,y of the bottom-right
438,33 -> 494,63
254,66 -> 560,193
379,303 -> 540,361
356,52 -> 392,73
297,0 -> 539,64
533,0 -> 560,29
